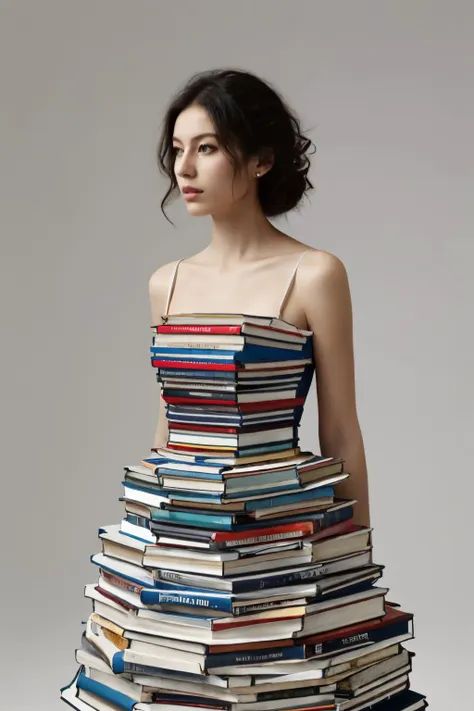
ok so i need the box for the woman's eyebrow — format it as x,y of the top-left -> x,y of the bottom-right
172,132 -> 218,143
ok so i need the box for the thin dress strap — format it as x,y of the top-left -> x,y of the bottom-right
163,258 -> 185,317
277,249 -> 313,319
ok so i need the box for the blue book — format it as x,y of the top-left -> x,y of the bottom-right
149,571 -> 381,611
238,484 -> 334,510
150,339 -> 312,363
77,670 -> 136,711
144,457 -> 225,474
206,645 -> 305,669
164,482 -> 299,503
157,554 -> 373,594
157,366 -> 236,381
157,467 -> 225,481
142,581 -> 327,616
150,508 -> 247,529
158,368 -> 306,384
149,500 -> 352,531
152,333 -> 312,351
166,405 -> 304,424
122,479 -> 321,504
157,464 -> 300,489
166,412 -> 298,427
147,446 -> 302,465
167,484 -> 335,508
140,587 -> 236,612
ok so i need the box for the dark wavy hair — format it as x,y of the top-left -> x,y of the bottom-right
156,68 -> 317,225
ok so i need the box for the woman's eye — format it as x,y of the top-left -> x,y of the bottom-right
172,144 -> 216,156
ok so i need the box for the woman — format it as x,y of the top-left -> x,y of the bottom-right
61,68 -> 427,711
149,68 -> 370,527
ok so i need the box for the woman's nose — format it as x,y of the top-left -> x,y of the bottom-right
176,150 -> 196,178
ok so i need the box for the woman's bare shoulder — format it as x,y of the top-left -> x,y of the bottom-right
301,248 -> 346,276
297,249 -> 351,318
148,259 -> 181,294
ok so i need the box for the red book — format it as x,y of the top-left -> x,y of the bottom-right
156,324 -> 242,334
152,359 -> 306,373
210,608 -> 304,631
152,359 -> 238,371
210,520 -> 317,544
100,569 -> 145,595
94,585 -> 134,611
162,396 -> 305,411
207,606 -> 411,655
169,420 -> 294,434
155,323 -> 304,338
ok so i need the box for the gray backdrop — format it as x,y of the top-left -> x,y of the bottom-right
1,1 -> 472,708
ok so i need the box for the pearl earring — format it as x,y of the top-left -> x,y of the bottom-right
256,172 -> 261,177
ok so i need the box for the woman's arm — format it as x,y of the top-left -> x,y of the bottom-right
301,251 -> 370,527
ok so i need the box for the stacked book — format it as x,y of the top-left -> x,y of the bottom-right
61,313 -> 428,711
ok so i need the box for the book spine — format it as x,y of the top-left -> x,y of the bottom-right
101,569 -> 146,595
306,618 -> 412,657
151,346 -> 241,356
206,645 -> 305,669
140,589 -> 233,613
168,481 -> 301,504
249,686 -> 328,703
155,564 -> 327,593
163,388 -> 240,401
243,485 -> 335,511
211,520 -> 315,546
150,508 -> 235,530
92,585 -> 135,611
122,661 -> 204,682
163,395 -> 305,412
152,359 -> 238,371
151,343 -> 307,359
280,503 -> 353,533
157,367 -> 236,380
230,567 -> 322,594
150,691 -> 231,708
233,596 -> 304,616
219,502 -> 352,534
170,423 -> 241,434
160,468 -> 224,481
156,325 -> 242,334
320,576 -> 382,601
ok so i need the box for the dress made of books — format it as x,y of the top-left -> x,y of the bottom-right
61,250 -> 428,711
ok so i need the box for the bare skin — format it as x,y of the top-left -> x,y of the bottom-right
148,104 -> 370,526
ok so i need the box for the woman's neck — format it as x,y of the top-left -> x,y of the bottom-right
202,218 -> 302,268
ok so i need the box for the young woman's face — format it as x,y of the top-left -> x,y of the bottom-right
172,104 -> 258,217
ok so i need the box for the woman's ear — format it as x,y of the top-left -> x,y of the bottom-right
257,146 -> 274,175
